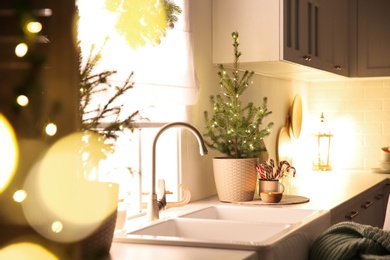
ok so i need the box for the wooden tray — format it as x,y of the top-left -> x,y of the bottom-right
234,194 -> 310,206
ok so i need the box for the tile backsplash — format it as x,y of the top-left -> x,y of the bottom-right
308,78 -> 390,169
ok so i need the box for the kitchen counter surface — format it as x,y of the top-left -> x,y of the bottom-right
108,170 -> 390,260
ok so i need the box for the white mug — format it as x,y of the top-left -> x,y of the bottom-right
258,180 -> 285,195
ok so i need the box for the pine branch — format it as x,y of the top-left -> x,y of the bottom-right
79,41 -> 143,141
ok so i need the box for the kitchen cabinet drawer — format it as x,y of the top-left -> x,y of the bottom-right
331,185 -> 387,228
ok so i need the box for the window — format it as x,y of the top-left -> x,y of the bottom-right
76,0 -> 198,216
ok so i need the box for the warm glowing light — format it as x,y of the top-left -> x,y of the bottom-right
27,21 -> 42,33
13,190 -> 27,202
329,117 -> 355,169
15,43 -> 28,57
40,8 -> 53,17
22,132 -> 118,242
17,95 -> 29,106
0,114 -> 19,193
51,221 -> 63,233
45,123 -> 57,136
0,243 -> 58,260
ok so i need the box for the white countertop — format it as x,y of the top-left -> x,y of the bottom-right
108,170 -> 390,260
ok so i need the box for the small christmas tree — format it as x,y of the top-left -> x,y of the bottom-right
203,31 -> 273,158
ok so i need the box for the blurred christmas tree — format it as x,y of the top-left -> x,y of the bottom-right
78,39 -> 140,141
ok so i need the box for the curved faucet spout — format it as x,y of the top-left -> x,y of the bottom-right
147,122 -> 208,221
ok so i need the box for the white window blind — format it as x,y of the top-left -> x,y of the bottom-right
77,0 -> 199,116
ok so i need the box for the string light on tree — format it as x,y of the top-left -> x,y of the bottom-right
8,4 -> 59,140
13,190 -> 27,203
45,123 -> 57,136
26,21 -> 42,33
15,43 -> 28,57
16,95 -> 29,107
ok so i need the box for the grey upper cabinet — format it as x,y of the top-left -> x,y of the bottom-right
283,0 -> 313,67
319,0 -> 350,77
284,0 -> 335,73
351,0 -> 390,77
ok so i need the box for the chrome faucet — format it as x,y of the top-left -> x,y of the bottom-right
147,122 -> 208,221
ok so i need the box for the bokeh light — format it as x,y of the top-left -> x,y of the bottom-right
51,221 -> 63,233
22,132 -> 118,242
27,21 -> 42,33
13,189 -> 27,202
15,43 -> 28,57
0,114 -> 19,193
45,123 -> 57,136
16,95 -> 29,107
0,242 -> 58,260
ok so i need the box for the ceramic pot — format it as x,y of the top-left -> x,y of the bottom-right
22,180 -> 119,259
213,157 -> 258,202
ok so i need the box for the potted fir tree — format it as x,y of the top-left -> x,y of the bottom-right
203,31 -> 273,202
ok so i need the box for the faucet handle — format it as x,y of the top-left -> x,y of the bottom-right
157,179 -> 166,200
166,184 -> 191,209
157,179 -> 167,210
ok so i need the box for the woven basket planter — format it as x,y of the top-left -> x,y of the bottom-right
22,181 -> 119,259
213,157 -> 258,202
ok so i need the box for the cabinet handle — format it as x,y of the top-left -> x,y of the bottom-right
361,201 -> 373,209
334,65 -> 342,71
345,211 -> 359,220
302,55 -> 312,61
375,194 -> 383,200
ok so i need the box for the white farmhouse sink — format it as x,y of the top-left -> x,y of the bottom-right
114,205 -> 330,259
129,218 -> 292,244
180,205 -> 319,224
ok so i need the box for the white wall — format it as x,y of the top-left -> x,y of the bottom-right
308,79 -> 390,170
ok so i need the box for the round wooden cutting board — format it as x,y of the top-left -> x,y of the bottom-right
290,94 -> 302,139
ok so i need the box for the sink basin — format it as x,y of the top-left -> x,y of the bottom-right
129,218 -> 293,244
180,205 -> 319,224
114,205 -> 331,259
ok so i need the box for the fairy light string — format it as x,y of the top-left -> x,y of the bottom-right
9,1 -> 58,139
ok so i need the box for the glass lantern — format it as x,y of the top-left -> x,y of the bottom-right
312,113 -> 333,171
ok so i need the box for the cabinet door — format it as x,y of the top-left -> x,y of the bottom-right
283,0 -> 321,69
356,0 -> 390,77
283,0 -> 308,63
369,192 -> 386,228
319,0 -> 349,76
